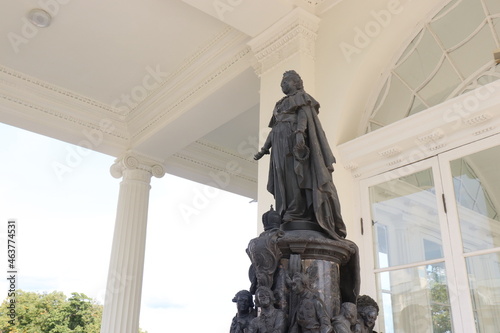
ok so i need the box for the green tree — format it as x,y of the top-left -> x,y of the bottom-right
428,265 -> 452,333
0,290 -> 147,333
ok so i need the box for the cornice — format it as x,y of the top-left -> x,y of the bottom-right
165,139 -> 257,198
0,65 -> 120,116
0,67 -> 130,158
338,80 -> 500,179
293,0 -> 345,15
174,140 -> 257,183
248,7 -> 320,75
125,26 -> 242,120
128,31 -> 253,142
0,27 -> 253,153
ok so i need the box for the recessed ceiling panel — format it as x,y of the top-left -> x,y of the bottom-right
0,0 -> 227,105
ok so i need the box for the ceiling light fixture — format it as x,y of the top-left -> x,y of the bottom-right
27,8 -> 52,28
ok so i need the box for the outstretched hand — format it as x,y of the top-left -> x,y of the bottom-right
254,149 -> 269,160
254,151 -> 264,160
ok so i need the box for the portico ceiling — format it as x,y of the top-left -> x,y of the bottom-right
0,0 -> 343,198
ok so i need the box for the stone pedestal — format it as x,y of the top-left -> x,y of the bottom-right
274,229 -> 356,320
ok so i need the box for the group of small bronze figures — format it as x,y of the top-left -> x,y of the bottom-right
230,71 -> 379,333
230,288 -> 378,333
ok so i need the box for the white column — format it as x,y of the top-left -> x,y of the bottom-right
248,7 -> 320,232
101,152 -> 165,333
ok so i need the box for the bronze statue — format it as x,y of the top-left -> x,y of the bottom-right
288,272 -> 332,333
331,302 -> 358,333
247,286 -> 287,333
230,290 -> 257,333
229,71 -> 378,333
247,206 -> 284,294
254,70 -> 346,240
356,295 -> 379,333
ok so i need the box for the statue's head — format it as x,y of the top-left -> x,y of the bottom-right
281,70 -> 304,94
232,290 -> 254,313
255,286 -> 275,308
359,305 -> 378,329
341,302 -> 358,325
357,295 -> 379,329
290,272 -> 309,294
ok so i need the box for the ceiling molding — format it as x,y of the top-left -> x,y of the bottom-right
0,65 -> 130,155
292,0 -> 345,15
0,65 -> 120,116
248,7 -> 320,75
338,81 -> 500,179
165,139 -> 257,199
124,26 -> 242,119
127,28 -> 253,143
0,27 -> 254,156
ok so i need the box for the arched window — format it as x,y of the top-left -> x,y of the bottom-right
364,0 -> 500,133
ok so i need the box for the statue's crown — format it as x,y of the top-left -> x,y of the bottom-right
262,205 -> 281,231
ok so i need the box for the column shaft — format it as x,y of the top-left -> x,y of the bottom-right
101,154 -> 165,333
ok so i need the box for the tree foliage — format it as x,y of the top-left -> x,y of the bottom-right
0,290 -> 147,333
428,265 -> 452,333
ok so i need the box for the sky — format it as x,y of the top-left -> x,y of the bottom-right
0,121 -> 258,332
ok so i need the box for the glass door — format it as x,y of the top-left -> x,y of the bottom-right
438,134 -> 500,333
361,134 -> 500,332
361,158 -> 459,333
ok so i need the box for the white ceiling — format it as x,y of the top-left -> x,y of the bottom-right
1,0 -> 227,104
0,0 -> 344,198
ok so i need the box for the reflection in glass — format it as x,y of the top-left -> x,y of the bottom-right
369,169 -> 443,268
466,252 -> 500,332
450,146 -> 500,252
376,263 -> 453,333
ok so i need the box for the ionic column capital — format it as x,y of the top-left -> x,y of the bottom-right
110,151 -> 165,181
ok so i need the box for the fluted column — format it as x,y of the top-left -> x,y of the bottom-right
101,152 -> 165,333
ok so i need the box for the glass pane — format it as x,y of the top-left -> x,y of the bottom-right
372,74 -> 413,127
450,145 -> 500,252
494,18 -> 500,41
466,252 -> 500,332
418,59 -> 462,107
394,30 -> 442,90
448,25 -> 497,79
430,0 -> 485,50
369,168 -> 444,268
376,263 -> 454,333
484,0 -> 500,15
408,95 -> 427,117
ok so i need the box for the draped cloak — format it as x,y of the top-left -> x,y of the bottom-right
266,90 -> 346,240
264,89 -> 361,305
